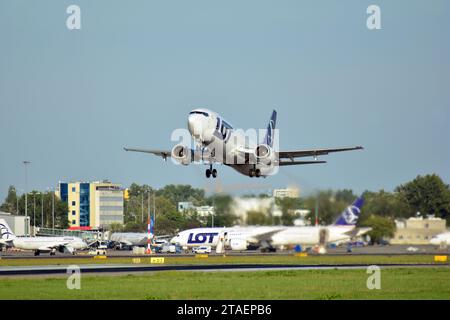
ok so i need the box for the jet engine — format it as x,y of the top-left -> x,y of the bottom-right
229,239 -> 247,251
255,144 -> 273,165
171,144 -> 193,165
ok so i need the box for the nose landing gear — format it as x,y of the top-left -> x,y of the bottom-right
206,166 -> 217,178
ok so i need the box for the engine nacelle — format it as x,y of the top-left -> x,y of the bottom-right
255,144 -> 273,165
171,144 -> 193,166
255,144 -> 271,158
229,239 -> 247,251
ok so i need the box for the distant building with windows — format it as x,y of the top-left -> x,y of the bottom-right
196,206 -> 215,218
273,187 -> 300,199
178,202 -> 215,218
391,216 -> 446,244
178,202 -> 195,212
56,181 -> 124,230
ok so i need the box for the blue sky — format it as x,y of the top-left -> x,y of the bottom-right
1,0 -> 449,200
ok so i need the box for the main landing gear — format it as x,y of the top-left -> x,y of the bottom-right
249,167 -> 261,178
206,165 -> 217,178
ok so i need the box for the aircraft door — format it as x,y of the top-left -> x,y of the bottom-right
319,228 -> 329,246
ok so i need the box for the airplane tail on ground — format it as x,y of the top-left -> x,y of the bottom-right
0,219 -> 16,242
333,197 -> 364,226
262,109 -> 277,147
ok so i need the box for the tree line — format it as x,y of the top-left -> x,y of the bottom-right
2,174 -> 449,242
0,187 -> 68,229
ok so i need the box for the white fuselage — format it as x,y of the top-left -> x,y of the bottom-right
10,236 -> 87,251
110,233 -> 148,246
171,225 -> 356,249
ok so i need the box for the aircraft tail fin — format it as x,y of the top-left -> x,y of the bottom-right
262,109 -> 277,147
333,197 -> 364,226
0,219 -> 16,241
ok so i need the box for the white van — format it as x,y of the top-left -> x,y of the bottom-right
193,246 -> 211,254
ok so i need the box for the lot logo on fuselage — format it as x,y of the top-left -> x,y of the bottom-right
187,232 -> 219,244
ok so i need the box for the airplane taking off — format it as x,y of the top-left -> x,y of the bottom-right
0,219 -> 88,256
124,108 -> 363,178
170,197 -> 370,252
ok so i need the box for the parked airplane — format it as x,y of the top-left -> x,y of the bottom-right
109,216 -> 169,249
170,197 -> 369,251
430,231 -> 450,246
0,219 -> 88,256
109,233 -> 148,249
124,108 -> 363,178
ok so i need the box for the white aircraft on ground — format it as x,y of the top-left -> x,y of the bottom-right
124,108 -> 363,178
430,231 -> 450,246
109,232 -> 148,249
0,219 -> 88,256
170,197 -> 371,252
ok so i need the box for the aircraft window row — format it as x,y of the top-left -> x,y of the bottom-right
189,111 -> 209,117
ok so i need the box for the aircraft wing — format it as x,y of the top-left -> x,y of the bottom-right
0,239 -> 13,245
247,228 -> 285,244
343,227 -> 372,238
124,147 -> 171,160
278,146 -> 363,161
38,242 -> 71,251
117,239 -> 135,246
279,160 -> 327,166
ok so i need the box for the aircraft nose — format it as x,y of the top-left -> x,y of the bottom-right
188,114 -> 203,139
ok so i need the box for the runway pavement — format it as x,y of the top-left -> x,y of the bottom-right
0,262 -> 449,277
0,244 -> 448,260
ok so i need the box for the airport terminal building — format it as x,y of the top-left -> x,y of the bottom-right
392,216 -> 446,244
56,181 -> 124,230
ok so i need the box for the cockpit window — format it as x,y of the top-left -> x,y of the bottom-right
189,111 -> 209,117
216,117 -> 221,130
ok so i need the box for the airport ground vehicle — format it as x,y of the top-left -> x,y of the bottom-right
159,244 -> 181,253
192,246 -> 212,254
89,248 -> 107,255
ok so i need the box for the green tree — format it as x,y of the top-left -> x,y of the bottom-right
246,210 -> 271,225
0,185 -> 18,213
109,222 -> 124,233
275,197 -> 303,225
395,174 -> 450,221
360,189 -> 410,221
10,190 -> 69,229
156,184 -> 205,206
303,190 -> 350,225
206,194 -> 237,227
360,214 -> 395,244
123,221 -> 143,232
